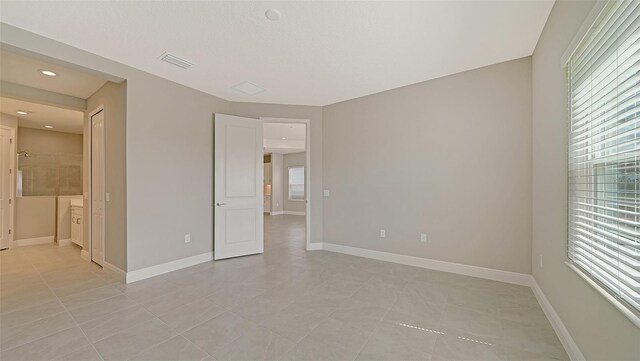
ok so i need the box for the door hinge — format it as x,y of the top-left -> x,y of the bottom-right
8,229 -> 11,235
8,199 -> 11,205
9,169 -> 11,174
9,138 -> 12,144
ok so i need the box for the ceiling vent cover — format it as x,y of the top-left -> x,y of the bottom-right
159,52 -> 194,69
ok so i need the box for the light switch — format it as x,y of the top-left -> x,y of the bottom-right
106,193 -> 110,202
323,189 -> 330,197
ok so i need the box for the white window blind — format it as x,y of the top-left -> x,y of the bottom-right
568,0 -> 640,316
288,166 -> 305,201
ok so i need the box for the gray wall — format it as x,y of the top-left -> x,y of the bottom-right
323,57 -> 533,274
532,1 -> 640,359
14,197 -> 55,240
124,72 -> 228,270
17,127 -> 82,155
86,81 -> 127,270
227,102 -> 323,244
283,152 -> 306,213
0,113 -> 18,128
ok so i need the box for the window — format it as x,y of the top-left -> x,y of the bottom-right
567,1 -> 640,316
288,166 -> 305,201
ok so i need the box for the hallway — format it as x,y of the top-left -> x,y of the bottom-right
264,214 -> 306,255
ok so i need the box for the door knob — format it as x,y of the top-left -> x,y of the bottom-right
216,202 -> 226,207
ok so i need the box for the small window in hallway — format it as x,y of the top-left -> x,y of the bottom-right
288,166 -> 304,201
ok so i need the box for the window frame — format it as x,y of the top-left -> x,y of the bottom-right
564,0 -> 640,327
288,165 -> 305,202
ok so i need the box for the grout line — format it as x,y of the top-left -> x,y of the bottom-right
17,245 -> 105,361
152,316 -> 213,359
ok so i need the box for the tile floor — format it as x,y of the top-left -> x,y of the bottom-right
0,215 -> 568,361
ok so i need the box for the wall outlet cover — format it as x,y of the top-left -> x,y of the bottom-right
380,230 -> 386,238
185,234 -> 191,243
420,233 -> 427,243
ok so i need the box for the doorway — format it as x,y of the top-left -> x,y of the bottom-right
261,118 -> 311,252
212,114 -> 312,261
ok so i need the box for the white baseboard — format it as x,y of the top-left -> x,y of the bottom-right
14,236 -> 54,247
318,242 -> 578,359
531,278 -> 585,361
270,211 -> 284,216
57,238 -> 72,247
126,252 -> 213,284
80,250 -> 90,261
321,242 -> 532,287
306,242 -> 323,251
283,211 -> 305,216
103,261 -> 127,283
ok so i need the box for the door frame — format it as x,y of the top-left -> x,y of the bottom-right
260,117 -> 311,251
87,105 -> 105,266
0,125 -> 16,249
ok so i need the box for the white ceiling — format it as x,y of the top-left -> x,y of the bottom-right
0,49 -> 107,99
0,97 -> 84,134
264,123 -> 305,154
0,1 -> 554,106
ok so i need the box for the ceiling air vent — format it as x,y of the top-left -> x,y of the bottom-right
159,52 -> 194,69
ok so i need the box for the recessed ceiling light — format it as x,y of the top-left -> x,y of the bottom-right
282,137 -> 287,140
16,110 -> 29,115
44,125 -> 54,129
39,69 -> 57,77
232,81 -> 265,95
265,9 -> 281,21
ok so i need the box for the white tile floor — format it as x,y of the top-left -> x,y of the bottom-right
0,215 -> 568,361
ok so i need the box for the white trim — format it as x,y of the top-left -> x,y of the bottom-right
80,249 -> 90,261
14,236 -> 54,247
283,211 -> 306,216
57,238 -> 72,247
560,0 -> 608,67
261,117 -> 312,252
126,252 -> 213,284
531,278 -> 586,361
321,242 -> 532,286
103,261 -> 127,283
565,262 -> 640,328
269,211 -> 284,216
306,242 -> 323,251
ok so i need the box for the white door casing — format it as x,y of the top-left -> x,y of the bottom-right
214,114 -> 264,260
0,127 -> 14,250
91,109 -> 105,266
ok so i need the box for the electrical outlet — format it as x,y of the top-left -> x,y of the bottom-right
539,254 -> 543,268
380,229 -> 386,238
420,233 -> 427,243
185,234 -> 191,243
323,189 -> 330,197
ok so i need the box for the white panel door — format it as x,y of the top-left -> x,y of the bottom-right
214,114 -> 263,260
0,128 -> 13,250
91,110 -> 105,266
